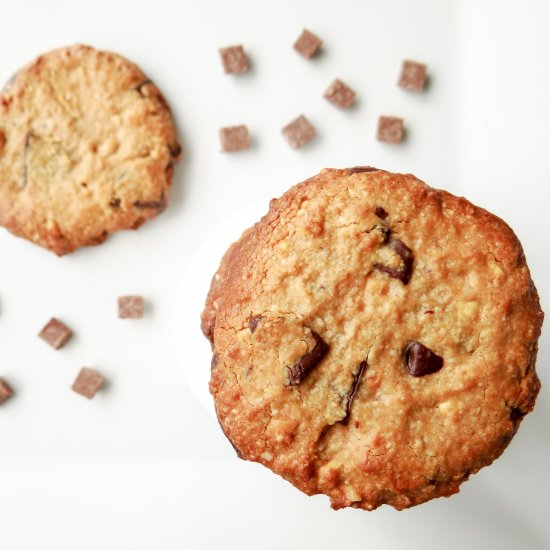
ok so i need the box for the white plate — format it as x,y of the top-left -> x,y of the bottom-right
174,199 -> 268,417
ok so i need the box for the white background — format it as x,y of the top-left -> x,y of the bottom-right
1,1 -> 549,548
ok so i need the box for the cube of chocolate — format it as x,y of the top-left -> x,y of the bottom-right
118,295 -> 144,319
282,115 -> 317,149
220,125 -> 250,153
219,45 -> 250,74
377,116 -> 404,144
398,60 -> 427,92
0,378 -> 14,405
38,317 -> 73,349
72,368 -> 104,399
293,29 -> 322,59
324,79 -> 356,109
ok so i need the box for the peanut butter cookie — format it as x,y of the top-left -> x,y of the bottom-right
202,167 -> 543,510
0,45 -> 181,255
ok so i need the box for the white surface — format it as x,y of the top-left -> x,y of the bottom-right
0,1 -> 549,549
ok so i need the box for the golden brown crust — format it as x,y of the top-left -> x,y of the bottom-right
0,45 -> 181,255
202,168 -> 543,510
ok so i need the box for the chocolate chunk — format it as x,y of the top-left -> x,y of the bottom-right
324,79 -> 356,109
0,129 -> 6,154
219,45 -> 250,74
287,331 -> 329,386
374,262 -> 404,281
133,199 -> 165,209
109,197 -> 121,208
118,296 -> 144,319
374,238 -> 413,284
393,239 -> 413,281
375,206 -> 388,219
405,341 -> 443,377
509,407 -> 526,421
248,315 -> 262,333
38,317 -> 73,350
344,166 -> 380,175
342,360 -> 368,424
134,191 -> 166,211
377,116 -> 404,144
168,143 -> 182,158
398,60 -> 427,92
293,29 -> 322,59
282,115 -> 316,149
220,125 -> 250,153
71,367 -> 104,399
0,378 -> 14,405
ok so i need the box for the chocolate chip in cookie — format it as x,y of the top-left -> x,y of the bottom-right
375,205 -> 388,219
286,331 -> 329,386
342,360 -> 368,424
374,238 -> 414,284
248,315 -> 262,333
405,341 -> 444,377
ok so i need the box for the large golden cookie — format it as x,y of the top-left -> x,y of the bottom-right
202,167 -> 543,510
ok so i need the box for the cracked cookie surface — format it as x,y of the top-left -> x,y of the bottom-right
0,44 -> 181,255
201,167 -> 543,510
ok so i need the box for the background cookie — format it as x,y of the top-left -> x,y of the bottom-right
0,44 -> 181,255
202,167 -> 543,511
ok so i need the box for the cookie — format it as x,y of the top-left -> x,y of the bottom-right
0,45 -> 181,255
201,167 -> 543,511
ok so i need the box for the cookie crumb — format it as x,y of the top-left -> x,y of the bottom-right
398,60 -> 427,92
282,115 -> 316,149
38,318 -> 73,349
219,45 -> 250,74
118,296 -> 144,319
377,116 -> 404,144
324,79 -> 356,109
0,378 -> 14,405
220,125 -> 250,153
72,367 -> 104,399
293,29 -> 322,59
